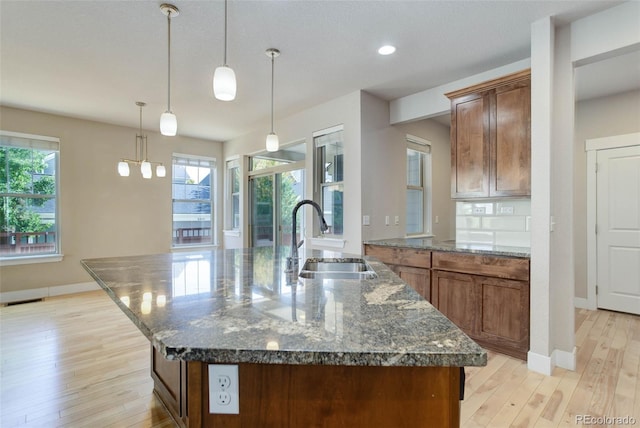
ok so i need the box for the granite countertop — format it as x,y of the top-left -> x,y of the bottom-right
364,237 -> 530,258
81,247 -> 486,368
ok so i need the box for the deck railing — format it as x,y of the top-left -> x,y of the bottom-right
0,231 -> 56,255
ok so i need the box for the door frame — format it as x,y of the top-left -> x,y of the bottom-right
247,160 -> 305,248
584,132 -> 640,310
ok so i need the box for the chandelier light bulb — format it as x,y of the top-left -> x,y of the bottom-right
214,65 -> 236,101
118,161 -> 130,177
141,161 -> 152,179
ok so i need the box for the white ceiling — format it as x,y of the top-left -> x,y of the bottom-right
0,0 -> 631,142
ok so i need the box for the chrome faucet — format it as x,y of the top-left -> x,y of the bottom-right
287,199 -> 329,271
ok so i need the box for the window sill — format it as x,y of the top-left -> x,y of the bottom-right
308,237 -> 345,249
171,244 -> 219,252
0,254 -> 63,267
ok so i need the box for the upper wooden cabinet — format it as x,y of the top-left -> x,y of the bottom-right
446,70 -> 531,199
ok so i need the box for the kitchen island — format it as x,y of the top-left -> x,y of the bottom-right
81,246 -> 486,428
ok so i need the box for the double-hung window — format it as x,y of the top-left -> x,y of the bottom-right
172,154 -> 216,247
406,136 -> 432,236
226,159 -> 240,231
0,131 -> 60,259
314,126 -> 344,236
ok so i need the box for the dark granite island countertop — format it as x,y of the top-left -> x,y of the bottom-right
81,246 -> 486,368
364,237 -> 530,258
81,246 -> 486,427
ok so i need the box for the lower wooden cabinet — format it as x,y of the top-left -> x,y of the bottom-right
364,243 -> 530,360
431,269 -> 529,360
151,346 -> 189,427
430,270 -> 480,333
364,244 -> 432,301
392,265 -> 431,301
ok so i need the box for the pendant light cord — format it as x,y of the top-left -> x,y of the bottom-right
167,11 -> 172,111
270,53 -> 274,133
223,0 -> 228,66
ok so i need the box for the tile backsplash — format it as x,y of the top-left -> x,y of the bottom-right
455,200 -> 531,247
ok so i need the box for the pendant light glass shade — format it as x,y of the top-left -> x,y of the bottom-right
160,111 -> 177,136
156,164 -> 167,178
213,65 -> 236,101
160,4 -> 179,136
118,161 -> 130,177
266,132 -> 279,152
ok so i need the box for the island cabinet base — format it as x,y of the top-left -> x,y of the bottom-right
151,346 -> 462,428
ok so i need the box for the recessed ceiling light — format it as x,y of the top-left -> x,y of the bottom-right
378,45 -> 396,55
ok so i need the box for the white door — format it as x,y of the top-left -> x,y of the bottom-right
596,145 -> 640,315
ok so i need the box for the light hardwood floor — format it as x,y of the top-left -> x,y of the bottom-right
1,290 -> 638,427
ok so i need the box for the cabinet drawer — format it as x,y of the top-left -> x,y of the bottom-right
364,245 -> 431,269
432,252 -> 529,281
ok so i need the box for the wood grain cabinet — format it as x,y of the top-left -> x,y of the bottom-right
447,69 -> 531,199
363,244 -> 431,301
431,252 -> 530,360
364,244 -> 530,360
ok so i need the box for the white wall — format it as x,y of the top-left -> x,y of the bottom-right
574,90 -> 640,299
0,106 -> 223,295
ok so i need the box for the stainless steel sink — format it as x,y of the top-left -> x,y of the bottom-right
298,258 -> 378,280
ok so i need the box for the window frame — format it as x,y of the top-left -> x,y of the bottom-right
314,125 -> 344,237
0,130 -> 62,265
406,136 -> 432,237
225,158 -> 240,232
171,153 -> 217,249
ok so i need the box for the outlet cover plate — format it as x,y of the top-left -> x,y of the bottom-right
209,364 -> 239,414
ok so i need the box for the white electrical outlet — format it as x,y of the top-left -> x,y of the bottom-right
209,364 -> 239,414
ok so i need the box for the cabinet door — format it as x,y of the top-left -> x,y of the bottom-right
395,265 -> 431,302
477,276 -> 529,359
450,92 -> 490,198
431,270 -> 480,335
490,79 -> 531,197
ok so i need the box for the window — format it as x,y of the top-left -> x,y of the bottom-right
314,126 -> 344,236
406,137 -> 432,236
172,154 -> 216,247
226,159 -> 240,230
0,131 -> 59,259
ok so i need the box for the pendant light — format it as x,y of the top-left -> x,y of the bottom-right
160,4 -> 179,136
265,48 -> 280,152
118,102 -> 166,179
213,0 -> 236,101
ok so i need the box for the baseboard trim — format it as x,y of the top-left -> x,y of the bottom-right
527,351 -> 553,375
1,282 -> 99,304
574,297 -> 596,310
553,347 -> 577,371
528,346 -> 577,375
